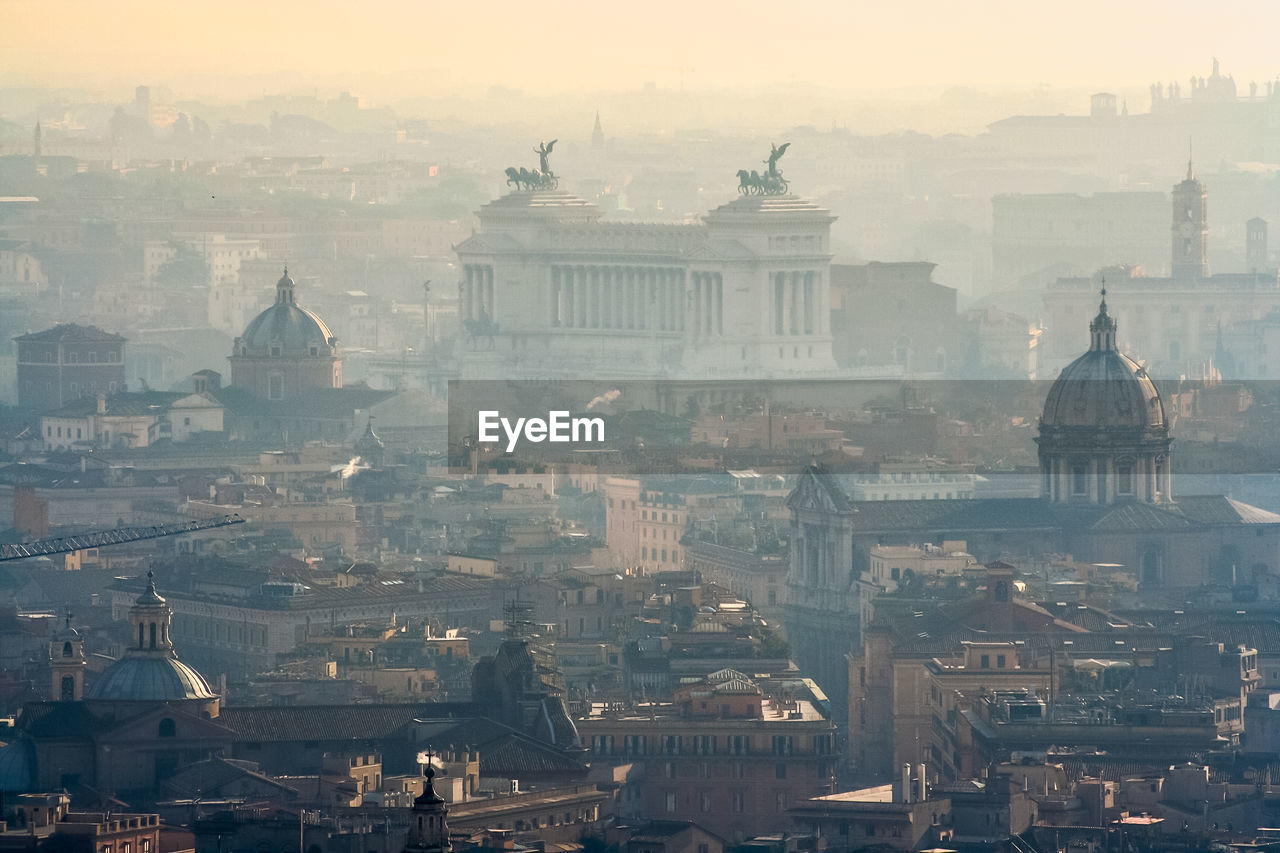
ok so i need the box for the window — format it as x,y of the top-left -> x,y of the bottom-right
776,762 -> 787,779
268,375 -> 284,400
997,654 -> 1007,668
1118,464 -> 1134,495
731,791 -> 744,813
665,792 -> 677,813
1072,464 -> 1088,495
158,718 -> 176,737
700,792 -> 711,812
775,792 -> 787,813
980,654 -> 990,669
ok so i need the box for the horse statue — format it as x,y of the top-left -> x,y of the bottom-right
505,166 -> 558,192
463,313 -> 500,351
735,148 -> 791,196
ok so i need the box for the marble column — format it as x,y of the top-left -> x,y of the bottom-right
601,268 -> 612,329
715,275 -> 723,335
551,267 -> 561,326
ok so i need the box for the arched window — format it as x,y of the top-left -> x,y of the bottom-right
158,718 -> 176,737
149,622 -> 157,649
894,336 -> 911,367
62,641 -> 73,657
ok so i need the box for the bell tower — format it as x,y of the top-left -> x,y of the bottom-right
49,609 -> 85,702
1171,158 -> 1208,281
404,754 -> 450,853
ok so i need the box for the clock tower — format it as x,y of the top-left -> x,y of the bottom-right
1171,159 -> 1208,281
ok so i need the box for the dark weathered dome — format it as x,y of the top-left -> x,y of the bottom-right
1041,292 -> 1165,432
0,738 -> 34,792
86,655 -> 217,702
86,572 -> 218,704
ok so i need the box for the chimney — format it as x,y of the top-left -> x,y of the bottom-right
917,763 -> 927,802
902,764 -> 913,804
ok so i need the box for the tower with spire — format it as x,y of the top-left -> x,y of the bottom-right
403,754 -> 450,853
591,112 -> 604,151
49,608 -> 84,702
1171,153 -> 1208,281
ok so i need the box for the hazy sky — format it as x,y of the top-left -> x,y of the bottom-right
4,0 -> 1280,100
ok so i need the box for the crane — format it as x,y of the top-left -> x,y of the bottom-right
0,515 -> 246,563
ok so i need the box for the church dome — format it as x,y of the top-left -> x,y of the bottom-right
1037,289 -> 1173,506
0,737 -> 34,792
85,655 -> 217,702
236,267 -> 337,357
86,572 -> 218,704
1040,291 -> 1166,433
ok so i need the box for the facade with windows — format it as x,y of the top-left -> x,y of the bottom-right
576,670 -> 837,842
453,189 -> 839,380
14,323 -> 126,412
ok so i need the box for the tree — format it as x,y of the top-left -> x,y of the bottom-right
758,627 -> 790,659
153,243 -> 209,288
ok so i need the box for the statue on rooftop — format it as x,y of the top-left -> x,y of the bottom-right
737,142 -> 791,195
505,140 -> 560,191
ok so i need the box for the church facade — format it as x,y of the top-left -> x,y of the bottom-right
783,298 -> 1280,721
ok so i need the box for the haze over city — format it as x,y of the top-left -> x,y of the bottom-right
5,0 -> 1280,132
3,4 -> 1280,853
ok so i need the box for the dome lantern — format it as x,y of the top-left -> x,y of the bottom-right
276,265 -> 296,305
85,572 -> 218,708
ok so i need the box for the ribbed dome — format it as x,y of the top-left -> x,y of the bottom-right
1041,291 -> 1165,432
0,738 -> 34,792
86,655 -> 217,702
240,304 -> 335,354
237,267 -> 336,356
1042,350 -> 1165,430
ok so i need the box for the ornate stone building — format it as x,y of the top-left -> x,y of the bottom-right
783,301 -> 1280,725
1037,291 -> 1172,505
229,267 -> 341,400
452,180 -> 839,379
